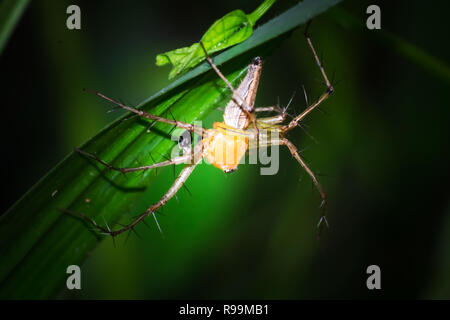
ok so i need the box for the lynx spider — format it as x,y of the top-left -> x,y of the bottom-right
68,23 -> 334,238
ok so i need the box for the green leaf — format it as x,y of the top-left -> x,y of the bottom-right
0,0 -> 343,299
156,0 -> 276,79
0,0 -> 30,55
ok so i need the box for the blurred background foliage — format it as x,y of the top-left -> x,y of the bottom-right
0,0 -> 449,299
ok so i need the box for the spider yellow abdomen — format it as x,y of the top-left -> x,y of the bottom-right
202,122 -> 249,173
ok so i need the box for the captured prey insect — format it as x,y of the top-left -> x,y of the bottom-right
70,24 -> 334,238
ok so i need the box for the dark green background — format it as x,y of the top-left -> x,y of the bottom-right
1,0 -> 449,299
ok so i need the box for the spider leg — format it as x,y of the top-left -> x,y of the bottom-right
198,42 -> 259,132
75,148 -> 193,173
257,116 -> 285,126
84,88 -> 206,136
281,138 -> 328,231
66,155 -> 202,237
282,21 -> 334,133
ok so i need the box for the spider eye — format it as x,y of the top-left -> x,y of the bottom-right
178,131 -> 191,149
